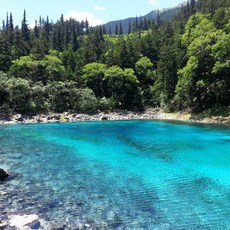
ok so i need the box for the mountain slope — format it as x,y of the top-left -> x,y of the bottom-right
103,6 -> 181,34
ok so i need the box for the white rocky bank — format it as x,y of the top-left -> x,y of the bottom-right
0,109 -> 161,125
1,109 -> 230,125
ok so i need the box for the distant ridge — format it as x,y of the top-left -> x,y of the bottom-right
103,6 -> 181,34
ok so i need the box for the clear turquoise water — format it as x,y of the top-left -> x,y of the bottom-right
1,120 -> 230,229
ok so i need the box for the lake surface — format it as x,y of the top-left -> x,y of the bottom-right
1,120 -> 230,229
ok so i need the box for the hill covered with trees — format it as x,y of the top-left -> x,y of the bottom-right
0,0 -> 229,116
103,6 -> 181,34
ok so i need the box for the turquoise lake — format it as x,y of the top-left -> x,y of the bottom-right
1,120 -> 230,229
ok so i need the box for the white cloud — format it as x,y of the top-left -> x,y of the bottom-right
64,11 -> 103,26
29,21 -> 36,29
148,0 -> 158,6
95,6 -> 106,12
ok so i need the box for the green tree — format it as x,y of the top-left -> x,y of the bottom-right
139,31 -> 159,65
119,22 -> 123,35
30,83 -> 47,113
82,62 -> 107,97
42,50 -> 66,82
175,13 -> 230,110
104,66 -> 143,110
9,55 -> 46,82
156,22 -> 178,110
135,56 -> 155,86
135,57 -> 156,106
61,46 -> 78,80
21,10 -> 31,55
0,33 -> 12,71
45,82 -> 98,113
0,72 -> 10,108
11,26 -> 27,60
71,88 -> 98,113
31,37 -> 49,59
91,26 -> 105,61
6,77 -> 33,113
45,82 -> 72,112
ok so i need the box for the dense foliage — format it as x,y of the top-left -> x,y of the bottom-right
0,0 -> 229,114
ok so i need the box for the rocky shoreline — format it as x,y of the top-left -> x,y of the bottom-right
0,110 -> 158,125
1,109 -> 230,125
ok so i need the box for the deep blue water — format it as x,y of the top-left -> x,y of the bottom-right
1,120 -> 230,229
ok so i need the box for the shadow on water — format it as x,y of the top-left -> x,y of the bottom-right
220,138 -> 230,143
119,135 -> 174,163
172,175 -> 230,212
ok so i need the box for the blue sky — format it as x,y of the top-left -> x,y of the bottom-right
0,0 -> 184,27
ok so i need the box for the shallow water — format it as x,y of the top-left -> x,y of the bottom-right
1,120 -> 230,229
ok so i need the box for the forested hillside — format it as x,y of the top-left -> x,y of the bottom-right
0,0 -> 229,115
103,6 -> 181,34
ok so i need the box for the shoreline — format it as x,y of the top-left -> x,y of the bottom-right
1,109 -> 230,125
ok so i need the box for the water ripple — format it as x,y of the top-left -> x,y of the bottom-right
0,121 -> 230,228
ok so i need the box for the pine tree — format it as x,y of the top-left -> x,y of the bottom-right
39,16 -> 42,28
2,20 -> 6,31
128,20 -> 131,34
93,25 -> 104,60
156,22 -> 178,109
143,18 -> 148,30
21,10 -> 30,41
9,13 -> 13,30
64,21 -> 70,48
135,16 -> 139,31
0,33 -> 11,71
21,9 -> 30,55
115,23 -> 118,35
156,10 -> 161,27
33,20 -> 39,38
119,38 -> 130,69
119,22 -> 123,35
12,26 -> 28,59
44,16 -> 51,41
139,17 -> 143,30
186,1 -> 190,18
60,14 -> 64,24
6,12 -> 9,30
8,12 -> 14,45
70,23 -> 79,51
190,0 -> 196,14
85,18 -> 89,34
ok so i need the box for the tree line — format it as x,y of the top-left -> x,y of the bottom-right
0,0 -> 229,115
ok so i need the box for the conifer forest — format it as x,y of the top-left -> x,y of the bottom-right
0,0 -> 229,115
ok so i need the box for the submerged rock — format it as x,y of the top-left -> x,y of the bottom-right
9,214 -> 40,229
0,221 -> 8,229
0,168 -> 9,181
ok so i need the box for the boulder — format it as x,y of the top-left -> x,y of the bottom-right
0,168 -> 9,181
9,214 -> 40,229
0,221 -> 8,229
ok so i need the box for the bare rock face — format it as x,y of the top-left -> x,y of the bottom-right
0,168 -> 9,181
